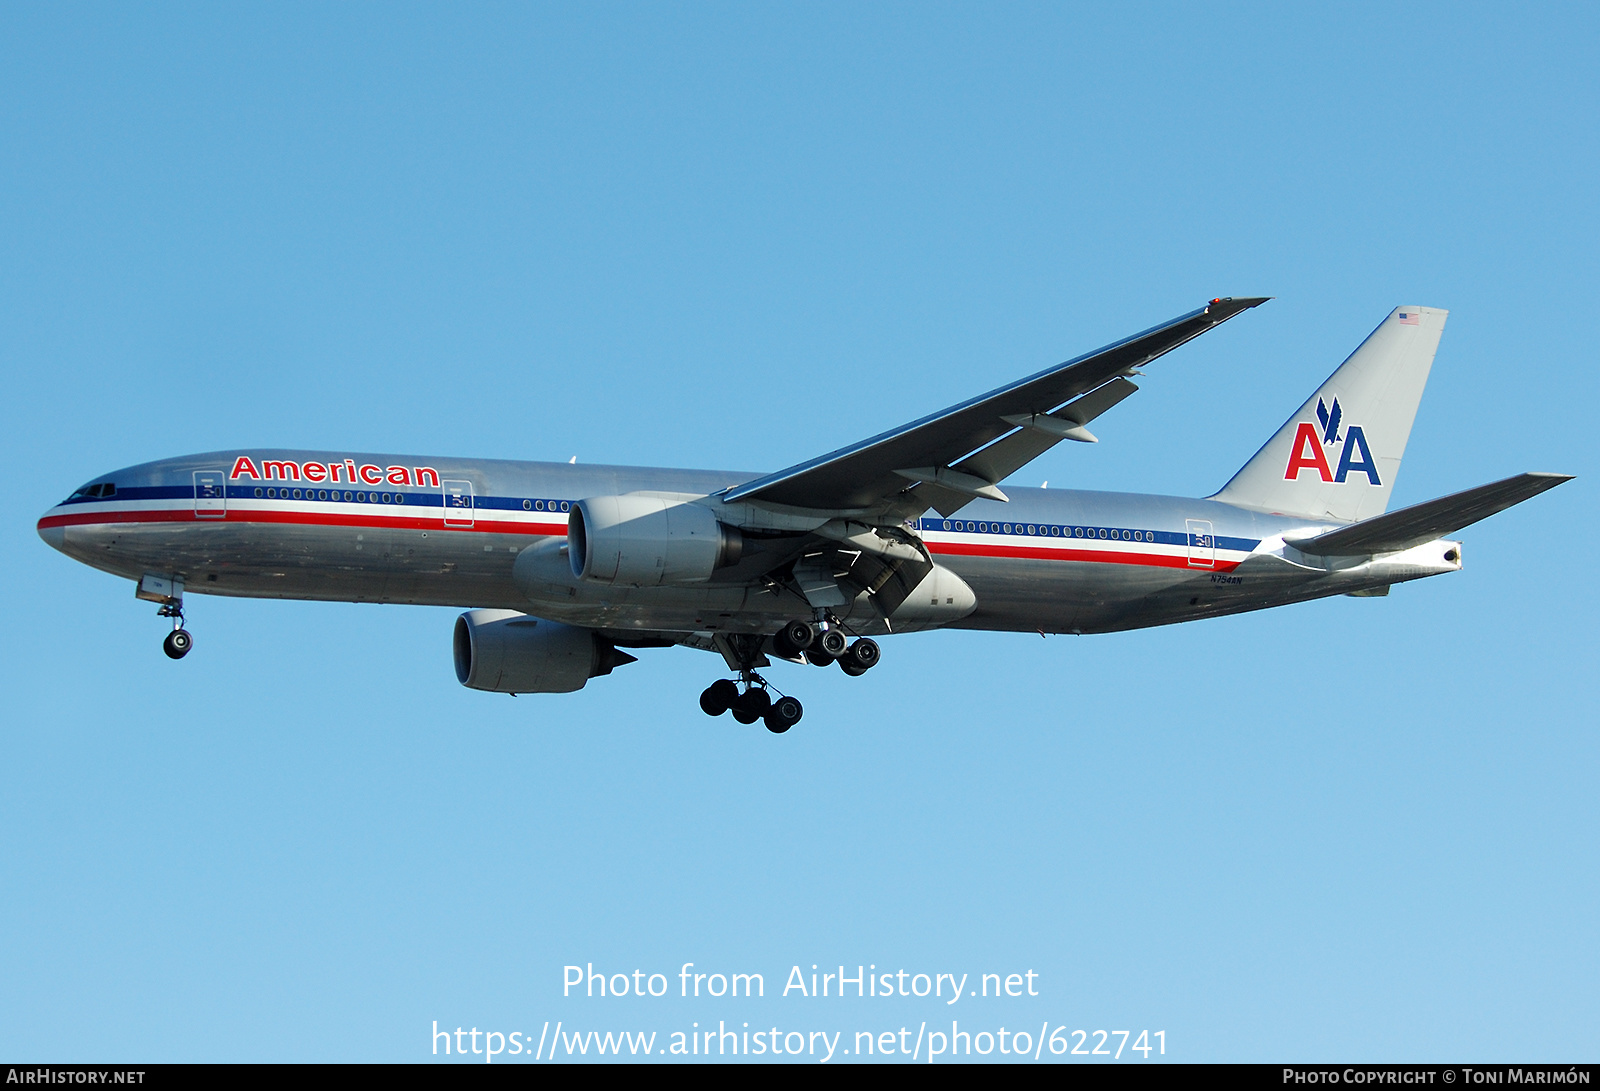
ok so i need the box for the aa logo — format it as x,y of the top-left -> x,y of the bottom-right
1283,397 -> 1381,485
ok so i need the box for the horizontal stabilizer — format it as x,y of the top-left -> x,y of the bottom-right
1289,472 -> 1573,556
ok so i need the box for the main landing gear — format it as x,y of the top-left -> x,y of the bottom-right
159,602 -> 193,660
698,617 -> 881,734
699,673 -> 803,734
772,618 -> 880,677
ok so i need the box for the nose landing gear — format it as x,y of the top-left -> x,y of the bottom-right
137,575 -> 192,660
158,602 -> 193,660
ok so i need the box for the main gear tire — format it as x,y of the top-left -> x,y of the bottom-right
731,688 -> 771,725
763,695 -> 803,733
699,679 -> 738,716
816,629 -> 848,658
843,637 -> 880,671
774,620 -> 816,658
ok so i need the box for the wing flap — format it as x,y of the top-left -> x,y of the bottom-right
959,376 -> 1140,485
1289,472 -> 1573,556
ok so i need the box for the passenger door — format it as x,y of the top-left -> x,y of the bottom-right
194,470 -> 227,519
442,479 -> 475,528
1186,518 -> 1215,568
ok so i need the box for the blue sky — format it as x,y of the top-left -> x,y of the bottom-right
2,3 -> 1595,1063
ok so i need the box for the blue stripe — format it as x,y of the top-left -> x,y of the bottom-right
919,517 -> 1257,553
60,483 -> 579,515
61,487 -> 1259,553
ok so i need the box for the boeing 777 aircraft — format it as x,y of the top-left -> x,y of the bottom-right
37,299 -> 1571,733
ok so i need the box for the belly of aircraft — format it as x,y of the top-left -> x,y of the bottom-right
59,521 -> 536,609
937,549 -> 1353,634
60,515 -> 1339,637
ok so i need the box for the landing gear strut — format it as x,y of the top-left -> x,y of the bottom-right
138,576 -> 192,660
158,601 -> 192,660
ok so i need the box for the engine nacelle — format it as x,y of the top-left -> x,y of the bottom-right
453,609 -> 636,694
568,493 -> 742,586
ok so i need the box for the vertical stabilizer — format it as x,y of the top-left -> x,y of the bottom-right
1212,306 -> 1447,522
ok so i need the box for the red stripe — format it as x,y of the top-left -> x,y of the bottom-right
38,508 -> 567,536
928,539 -> 1241,571
41,509 -> 1242,572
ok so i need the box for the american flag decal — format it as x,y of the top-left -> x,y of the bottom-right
1398,312 -> 1420,325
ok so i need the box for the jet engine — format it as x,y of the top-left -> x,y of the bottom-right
567,494 -> 742,586
453,609 -> 636,694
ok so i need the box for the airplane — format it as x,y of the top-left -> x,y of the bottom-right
36,298 -> 1572,734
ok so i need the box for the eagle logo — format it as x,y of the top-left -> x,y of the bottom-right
1316,397 -> 1342,446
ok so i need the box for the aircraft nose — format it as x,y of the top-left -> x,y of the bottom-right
37,513 -> 66,553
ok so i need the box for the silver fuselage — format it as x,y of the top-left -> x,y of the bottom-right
37,449 -> 1462,640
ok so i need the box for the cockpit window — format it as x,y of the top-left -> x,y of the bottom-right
67,482 -> 116,501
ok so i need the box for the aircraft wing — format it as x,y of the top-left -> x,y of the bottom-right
722,296 -> 1269,517
1289,472 -> 1574,556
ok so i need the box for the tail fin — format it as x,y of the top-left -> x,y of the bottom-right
1212,306 -> 1448,522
